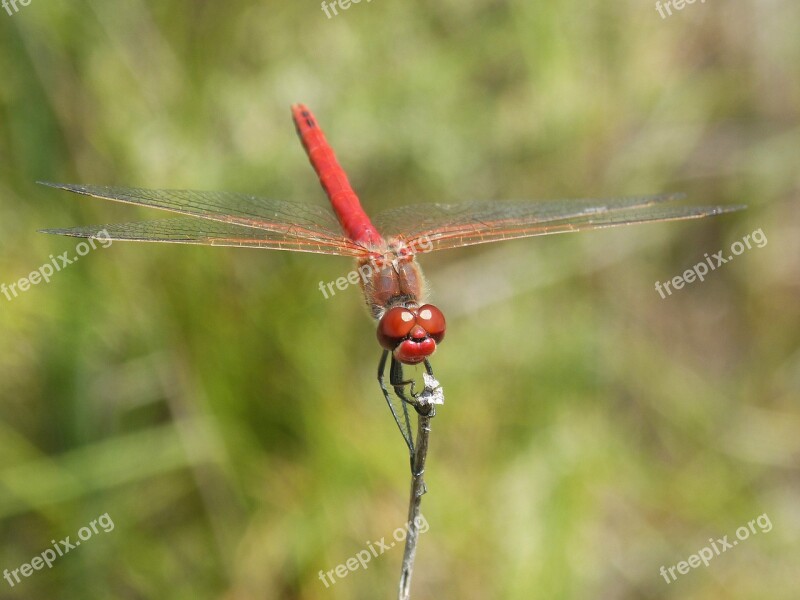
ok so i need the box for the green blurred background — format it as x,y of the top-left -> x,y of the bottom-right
1,0 -> 798,598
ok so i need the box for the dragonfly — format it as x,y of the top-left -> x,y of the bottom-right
40,104 -> 742,458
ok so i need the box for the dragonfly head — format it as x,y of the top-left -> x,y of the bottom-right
377,304 -> 446,365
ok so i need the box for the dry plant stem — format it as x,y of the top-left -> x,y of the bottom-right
398,407 -> 433,600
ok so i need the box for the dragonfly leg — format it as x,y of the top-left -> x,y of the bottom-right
388,360 -> 419,395
390,356 -> 440,417
423,358 -> 435,377
378,352 -> 445,474
390,356 -> 421,410
378,350 -> 415,457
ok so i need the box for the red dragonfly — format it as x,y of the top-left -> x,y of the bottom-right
40,104 -> 741,453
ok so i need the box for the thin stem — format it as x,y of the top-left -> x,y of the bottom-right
397,406 -> 433,600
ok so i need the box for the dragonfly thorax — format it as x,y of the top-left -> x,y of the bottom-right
358,247 -> 428,319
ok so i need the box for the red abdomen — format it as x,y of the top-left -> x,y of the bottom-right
291,104 -> 383,247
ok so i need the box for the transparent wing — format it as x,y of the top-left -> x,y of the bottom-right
39,217 -> 370,255
39,182 -> 366,256
374,193 -> 745,252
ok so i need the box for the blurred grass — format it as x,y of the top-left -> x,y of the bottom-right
1,0 -> 798,598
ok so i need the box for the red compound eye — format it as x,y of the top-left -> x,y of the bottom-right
416,304 -> 446,344
377,307 -> 416,350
